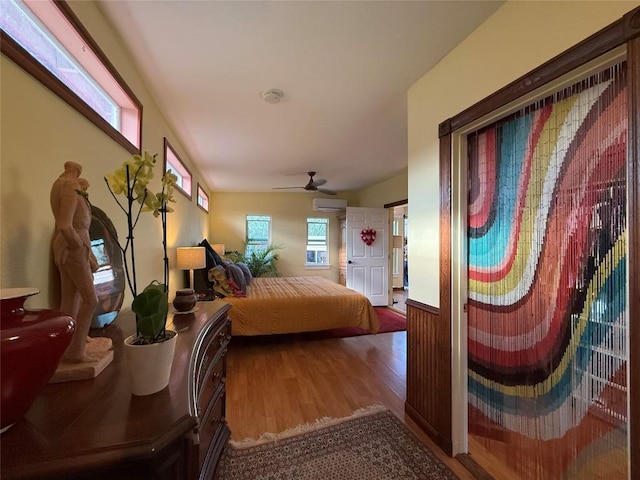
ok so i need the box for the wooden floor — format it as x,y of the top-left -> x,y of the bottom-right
225,329 -> 477,480
392,287 -> 408,313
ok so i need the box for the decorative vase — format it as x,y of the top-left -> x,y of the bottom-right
0,288 -> 75,433
123,330 -> 178,396
173,288 -> 197,312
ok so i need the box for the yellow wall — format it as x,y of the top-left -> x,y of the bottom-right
0,1 -> 209,309
407,0 -> 638,307
354,168 -> 408,207
209,192 -> 356,281
0,0 -> 406,312
207,170 -> 407,281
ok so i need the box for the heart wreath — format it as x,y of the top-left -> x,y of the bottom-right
360,228 -> 377,246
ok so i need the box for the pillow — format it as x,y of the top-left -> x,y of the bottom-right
199,239 -> 225,267
226,275 -> 246,298
225,263 -> 247,294
194,239 -> 227,294
193,255 -> 214,294
236,262 -> 253,285
208,266 -> 232,297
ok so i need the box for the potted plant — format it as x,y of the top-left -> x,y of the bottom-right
227,242 -> 283,277
105,151 -> 178,395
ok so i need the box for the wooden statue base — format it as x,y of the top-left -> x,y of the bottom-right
50,337 -> 114,383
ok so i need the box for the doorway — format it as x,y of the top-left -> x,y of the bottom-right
389,202 -> 408,314
449,49 -> 632,479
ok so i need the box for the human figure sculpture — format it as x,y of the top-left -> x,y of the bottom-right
50,162 -> 98,363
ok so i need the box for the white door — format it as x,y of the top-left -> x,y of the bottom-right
346,207 -> 389,306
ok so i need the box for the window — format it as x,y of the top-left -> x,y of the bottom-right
0,0 -> 142,153
306,218 -> 328,266
164,138 -> 192,199
392,218 -> 403,276
197,184 -> 209,212
246,215 -> 271,256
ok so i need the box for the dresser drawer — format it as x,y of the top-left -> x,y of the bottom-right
196,319 -> 230,388
197,356 -> 225,416
198,386 -> 226,469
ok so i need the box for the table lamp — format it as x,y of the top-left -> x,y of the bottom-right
176,246 -> 206,290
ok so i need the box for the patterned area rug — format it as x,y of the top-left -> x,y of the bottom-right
215,406 -> 458,480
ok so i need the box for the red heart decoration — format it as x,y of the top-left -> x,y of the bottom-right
360,228 -> 376,246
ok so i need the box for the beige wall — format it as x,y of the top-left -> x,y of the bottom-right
209,192 -> 358,281
0,0 -> 407,312
354,168 -> 408,207
207,171 -> 407,281
0,1 -> 209,309
407,0 -> 638,307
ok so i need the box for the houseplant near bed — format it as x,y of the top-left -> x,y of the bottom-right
228,242 -> 282,277
105,151 -> 178,395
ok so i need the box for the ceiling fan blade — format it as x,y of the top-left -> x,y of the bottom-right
311,178 -> 327,187
275,172 -> 333,193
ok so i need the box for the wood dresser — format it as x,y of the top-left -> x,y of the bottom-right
0,300 -> 232,480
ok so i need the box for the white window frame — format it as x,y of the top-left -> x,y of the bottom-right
164,138 -> 192,200
197,183 -> 209,213
245,215 -> 271,256
0,0 -> 142,153
306,217 -> 329,267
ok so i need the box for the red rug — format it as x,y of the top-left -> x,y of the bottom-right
302,307 -> 406,340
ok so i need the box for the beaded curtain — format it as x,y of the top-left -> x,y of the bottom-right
467,63 -> 628,479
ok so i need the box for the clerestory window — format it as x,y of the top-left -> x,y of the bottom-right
0,0 -> 142,153
164,138 -> 192,199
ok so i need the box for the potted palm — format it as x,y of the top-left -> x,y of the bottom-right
228,242 -> 283,277
105,151 -> 178,396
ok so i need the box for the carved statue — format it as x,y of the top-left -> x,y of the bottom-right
50,162 -> 99,363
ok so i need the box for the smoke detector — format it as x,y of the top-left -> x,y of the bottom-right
261,88 -> 284,104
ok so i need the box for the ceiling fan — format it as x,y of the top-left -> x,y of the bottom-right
273,172 -> 337,195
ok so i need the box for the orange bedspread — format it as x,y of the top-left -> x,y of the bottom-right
222,276 -> 379,336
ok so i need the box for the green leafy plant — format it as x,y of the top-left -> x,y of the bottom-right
228,242 -> 283,277
131,281 -> 169,343
105,151 -> 176,344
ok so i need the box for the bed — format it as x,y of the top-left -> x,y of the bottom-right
221,276 -> 379,336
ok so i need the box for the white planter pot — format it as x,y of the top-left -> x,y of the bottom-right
123,330 -> 178,396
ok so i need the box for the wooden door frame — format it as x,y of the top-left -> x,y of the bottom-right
439,7 -> 640,476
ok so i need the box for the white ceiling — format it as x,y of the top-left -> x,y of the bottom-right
97,1 -> 503,194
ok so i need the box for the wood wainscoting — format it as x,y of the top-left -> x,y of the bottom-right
405,299 -> 452,455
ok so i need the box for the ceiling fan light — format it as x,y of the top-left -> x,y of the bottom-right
261,88 -> 283,104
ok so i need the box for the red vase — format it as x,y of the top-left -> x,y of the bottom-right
0,288 -> 75,433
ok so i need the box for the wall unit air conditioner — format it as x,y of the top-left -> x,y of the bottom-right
312,198 -> 347,212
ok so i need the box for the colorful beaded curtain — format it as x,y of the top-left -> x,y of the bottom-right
467,63 -> 628,479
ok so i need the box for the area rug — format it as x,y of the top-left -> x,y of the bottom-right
215,405 -> 458,480
302,307 -> 406,340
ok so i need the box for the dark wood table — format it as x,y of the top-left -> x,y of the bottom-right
0,300 -> 231,480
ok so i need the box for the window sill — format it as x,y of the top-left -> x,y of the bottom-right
305,264 -> 331,270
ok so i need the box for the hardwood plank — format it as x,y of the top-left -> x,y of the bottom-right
226,332 -> 476,480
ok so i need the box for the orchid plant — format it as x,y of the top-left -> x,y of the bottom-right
105,151 -> 177,344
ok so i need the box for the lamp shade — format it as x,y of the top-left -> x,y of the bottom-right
392,235 -> 403,249
212,243 -> 225,256
176,247 -> 206,270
